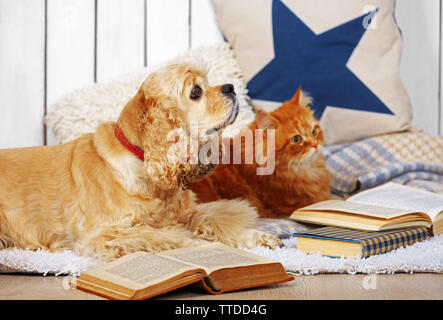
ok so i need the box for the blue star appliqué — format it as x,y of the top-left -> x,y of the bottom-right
247,0 -> 393,119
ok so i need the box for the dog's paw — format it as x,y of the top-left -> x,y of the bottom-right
241,230 -> 283,250
255,231 -> 283,249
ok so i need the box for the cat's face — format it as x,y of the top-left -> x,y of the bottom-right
256,89 -> 324,170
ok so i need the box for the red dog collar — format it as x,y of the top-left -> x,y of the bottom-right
114,124 -> 145,161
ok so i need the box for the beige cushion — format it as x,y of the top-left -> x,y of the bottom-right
214,0 -> 412,144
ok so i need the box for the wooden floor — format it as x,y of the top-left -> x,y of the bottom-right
1,273 -> 442,300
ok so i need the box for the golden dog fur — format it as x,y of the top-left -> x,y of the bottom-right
0,62 -> 281,261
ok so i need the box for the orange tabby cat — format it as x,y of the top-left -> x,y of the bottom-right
191,88 -> 333,218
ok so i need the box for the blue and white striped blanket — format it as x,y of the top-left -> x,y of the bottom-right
323,131 -> 443,195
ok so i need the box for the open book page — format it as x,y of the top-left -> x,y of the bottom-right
83,252 -> 200,290
299,200 -> 417,219
158,243 -> 276,274
348,182 -> 443,220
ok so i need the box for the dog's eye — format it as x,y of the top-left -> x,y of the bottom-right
190,85 -> 203,100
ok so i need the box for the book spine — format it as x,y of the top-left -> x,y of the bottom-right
360,227 -> 429,258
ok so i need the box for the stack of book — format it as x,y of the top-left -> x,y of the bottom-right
289,182 -> 443,258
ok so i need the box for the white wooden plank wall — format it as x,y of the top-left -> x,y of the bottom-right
191,0 -> 224,49
147,0 -> 189,66
46,0 -> 95,145
0,0 -> 45,148
0,0 -> 441,149
96,0 -> 145,82
396,0 -> 441,136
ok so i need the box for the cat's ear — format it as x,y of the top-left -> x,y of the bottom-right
290,87 -> 302,105
290,87 -> 313,108
256,110 -> 279,129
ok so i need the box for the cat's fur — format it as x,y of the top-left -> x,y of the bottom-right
191,89 -> 333,218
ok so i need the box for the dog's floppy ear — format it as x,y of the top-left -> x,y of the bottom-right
138,92 -> 194,190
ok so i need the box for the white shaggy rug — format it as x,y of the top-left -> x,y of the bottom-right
249,236 -> 443,275
1,235 -> 442,276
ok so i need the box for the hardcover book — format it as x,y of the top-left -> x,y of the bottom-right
294,226 -> 429,258
290,183 -> 443,235
74,243 -> 293,300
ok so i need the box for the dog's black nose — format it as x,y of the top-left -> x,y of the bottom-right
221,84 -> 235,95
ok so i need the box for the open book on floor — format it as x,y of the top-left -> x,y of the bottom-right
74,243 -> 293,300
294,226 -> 429,258
289,183 -> 443,235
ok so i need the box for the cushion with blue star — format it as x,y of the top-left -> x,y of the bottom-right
214,0 -> 412,145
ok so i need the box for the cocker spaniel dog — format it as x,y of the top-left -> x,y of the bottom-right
0,61 -> 281,261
